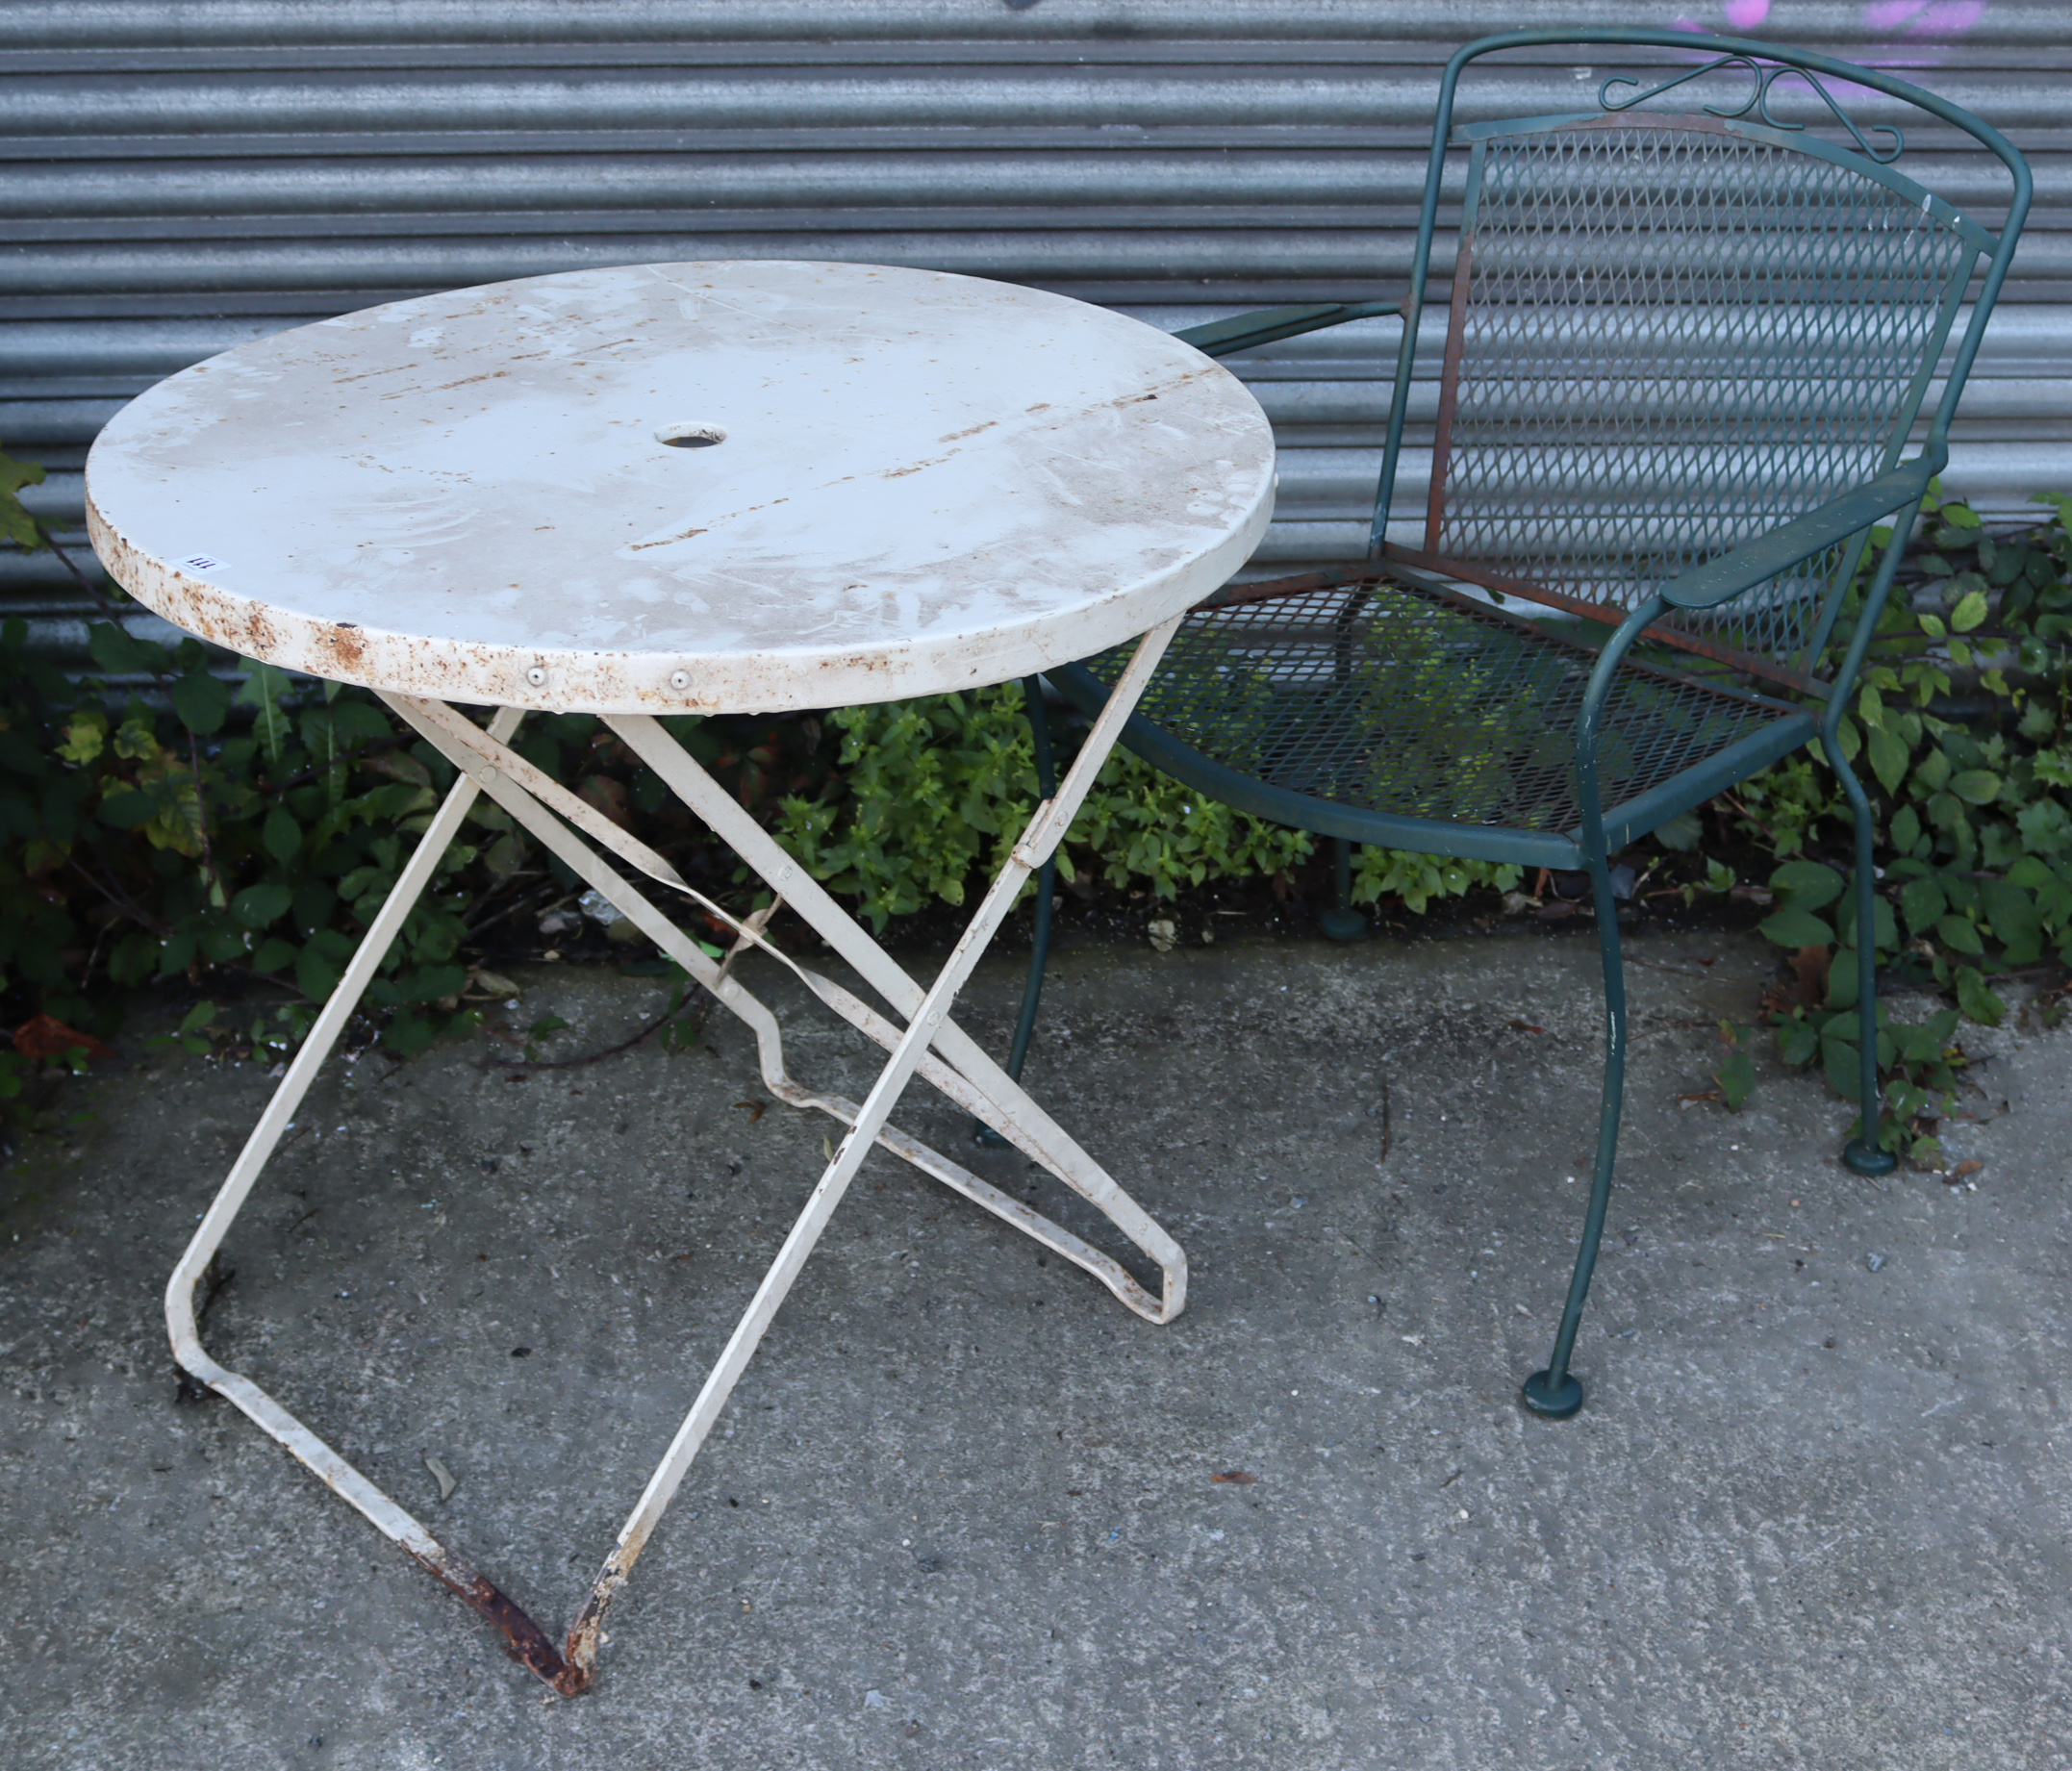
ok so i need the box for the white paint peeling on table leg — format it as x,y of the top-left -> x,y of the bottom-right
389,694 -> 1177,1681
158,708 -> 592,1693
384,626 -> 1183,1688
598,773 -> 1183,1274
397,689 -> 1186,1316
387,695 -> 1173,1317
608,616 -> 1192,1309
562,614 -> 1189,1682
152,628 -> 1199,1699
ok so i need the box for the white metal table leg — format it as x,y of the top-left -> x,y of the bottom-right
159,709 -> 585,1686
561,615 -> 1186,1675
393,695 -> 1179,1321
389,633 -> 1189,1324
608,711 -> 1189,1314
172,620 -> 1183,1696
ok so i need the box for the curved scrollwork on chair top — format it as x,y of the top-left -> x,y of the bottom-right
1599,53 -> 1905,164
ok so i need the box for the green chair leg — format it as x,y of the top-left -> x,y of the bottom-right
1826,735 -> 1897,1176
976,676 -> 1058,1147
1319,836 -> 1368,942
1522,849 -> 1628,1420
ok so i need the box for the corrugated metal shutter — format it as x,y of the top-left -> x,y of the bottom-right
7,0 -> 2068,667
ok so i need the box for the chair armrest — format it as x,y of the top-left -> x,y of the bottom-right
1174,299 -> 1404,359
1660,449 -> 1946,612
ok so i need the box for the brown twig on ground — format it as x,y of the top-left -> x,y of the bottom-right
484,1003 -> 685,1073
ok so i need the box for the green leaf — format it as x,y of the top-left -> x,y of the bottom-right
383,1012 -> 436,1057
85,621 -> 164,678
1949,769 -> 2002,805
483,831 -> 527,880
157,931 -> 195,977
251,937 -> 296,973
2016,797 -> 2072,858
360,747 -> 431,789
337,864 -> 384,902
2007,856 -> 2054,890
1899,875 -> 1946,935
1934,913 -> 1985,955
199,926 -> 246,963
230,881 -> 292,930
1980,878 -> 2041,964
0,447 -> 48,549
2034,747 -> 2072,789
107,931 -> 159,988
263,803 -> 301,865
1757,907 -> 1835,949
177,999 -> 218,1035
236,658 -> 294,763
1865,723 -> 1910,795
293,880 -> 338,936
1820,1034 -> 1861,1101
1954,964 -> 2005,1027
523,1010 -> 569,1061
1949,589 -> 1989,633
1832,891 -> 1897,956
55,716 -> 106,766
401,963 -> 468,1003
1713,1047 -> 1756,1112
294,928 -> 354,1002
170,670 -> 230,736
1653,809 -> 1702,852
1769,859 -> 1842,909
330,698 -> 393,742
95,789 -> 157,829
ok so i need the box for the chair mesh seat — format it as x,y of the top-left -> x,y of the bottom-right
1083,576 -> 1799,836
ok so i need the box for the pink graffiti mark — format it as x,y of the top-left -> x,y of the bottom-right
1862,0 -> 1986,34
1673,0 -> 1988,74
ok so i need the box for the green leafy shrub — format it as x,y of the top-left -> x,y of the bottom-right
1729,488 -> 2072,1156
8,421 -> 2072,1176
771,684 -> 1324,927
2,615 -> 490,1060
768,685 -> 1519,929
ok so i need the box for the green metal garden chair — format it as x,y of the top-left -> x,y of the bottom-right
997,29 -> 2031,1417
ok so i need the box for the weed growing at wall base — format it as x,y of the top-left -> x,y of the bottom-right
4,440 -> 2071,1165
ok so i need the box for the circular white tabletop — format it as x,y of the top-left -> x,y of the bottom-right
85,261 -> 1276,716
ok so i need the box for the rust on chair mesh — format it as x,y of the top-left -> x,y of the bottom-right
1198,554 -> 1829,700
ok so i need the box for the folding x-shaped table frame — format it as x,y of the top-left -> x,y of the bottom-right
164,618 -> 1186,1695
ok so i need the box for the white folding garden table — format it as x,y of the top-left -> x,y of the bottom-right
83,259 -> 1275,1693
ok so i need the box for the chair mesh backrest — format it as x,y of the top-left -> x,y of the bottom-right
1430,115 -> 1975,677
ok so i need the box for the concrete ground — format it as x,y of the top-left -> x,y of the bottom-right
4,923 -> 2070,1769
